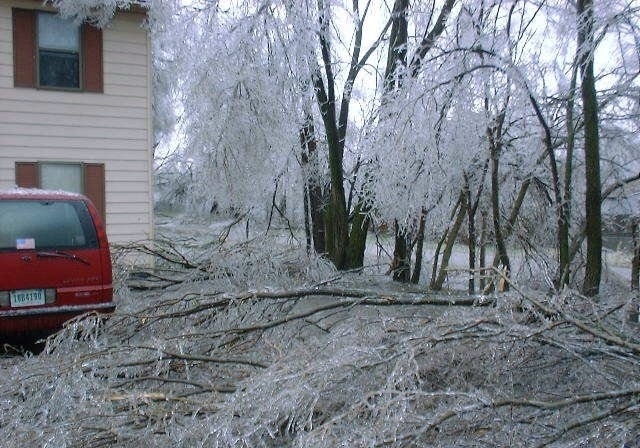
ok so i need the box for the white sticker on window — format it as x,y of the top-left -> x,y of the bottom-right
16,238 -> 35,250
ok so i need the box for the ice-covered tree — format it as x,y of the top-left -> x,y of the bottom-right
52,0 -> 640,291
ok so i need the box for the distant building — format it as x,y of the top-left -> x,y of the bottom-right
602,190 -> 640,250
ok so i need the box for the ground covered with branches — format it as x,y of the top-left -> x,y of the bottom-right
0,219 -> 639,447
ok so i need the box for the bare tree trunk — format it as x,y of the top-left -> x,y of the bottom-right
489,113 -> 511,285
300,120 -> 326,255
392,223 -> 411,282
430,228 -> 447,289
578,0 -> 602,296
529,92 -> 568,290
479,208 -> 488,291
462,161 -> 488,295
345,202 -> 370,269
430,193 -> 463,289
303,183 -> 311,254
432,195 -> 466,291
483,174 -> 533,294
632,218 -> 639,291
410,209 -> 427,284
465,180 -> 476,295
557,66 -> 579,286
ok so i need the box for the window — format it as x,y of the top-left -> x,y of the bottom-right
40,163 -> 83,194
38,12 -> 80,89
0,200 -> 98,251
12,8 -> 103,92
14,162 -> 106,220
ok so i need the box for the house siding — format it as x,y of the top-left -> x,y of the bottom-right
0,1 -> 153,244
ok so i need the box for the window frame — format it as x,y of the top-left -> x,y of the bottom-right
12,8 -> 103,93
14,161 -> 106,220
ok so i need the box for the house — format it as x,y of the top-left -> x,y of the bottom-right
0,0 -> 153,245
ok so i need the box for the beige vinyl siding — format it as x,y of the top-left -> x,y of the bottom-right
0,12 -> 10,87
0,111 -> 147,129
0,2 -> 153,244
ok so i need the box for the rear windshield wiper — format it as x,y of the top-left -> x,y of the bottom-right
37,250 -> 91,266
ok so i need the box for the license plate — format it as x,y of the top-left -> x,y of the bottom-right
10,289 -> 46,307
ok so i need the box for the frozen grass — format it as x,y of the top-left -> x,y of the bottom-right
0,216 -> 638,447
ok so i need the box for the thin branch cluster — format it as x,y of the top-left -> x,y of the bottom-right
1,226 -> 638,447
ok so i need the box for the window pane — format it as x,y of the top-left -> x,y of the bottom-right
0,200 -> 97,250
39,50 -> 79,88
38,13 -> 79,51
38,12 -> 80,89
40,163 -> 83,194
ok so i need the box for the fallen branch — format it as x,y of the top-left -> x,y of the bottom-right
142,287 -> 490,324
114,375 -> 237,395
495,269 -> 640,356
388,387 -> 640,446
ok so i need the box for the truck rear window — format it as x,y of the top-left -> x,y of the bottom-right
0,200 -> 99,250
